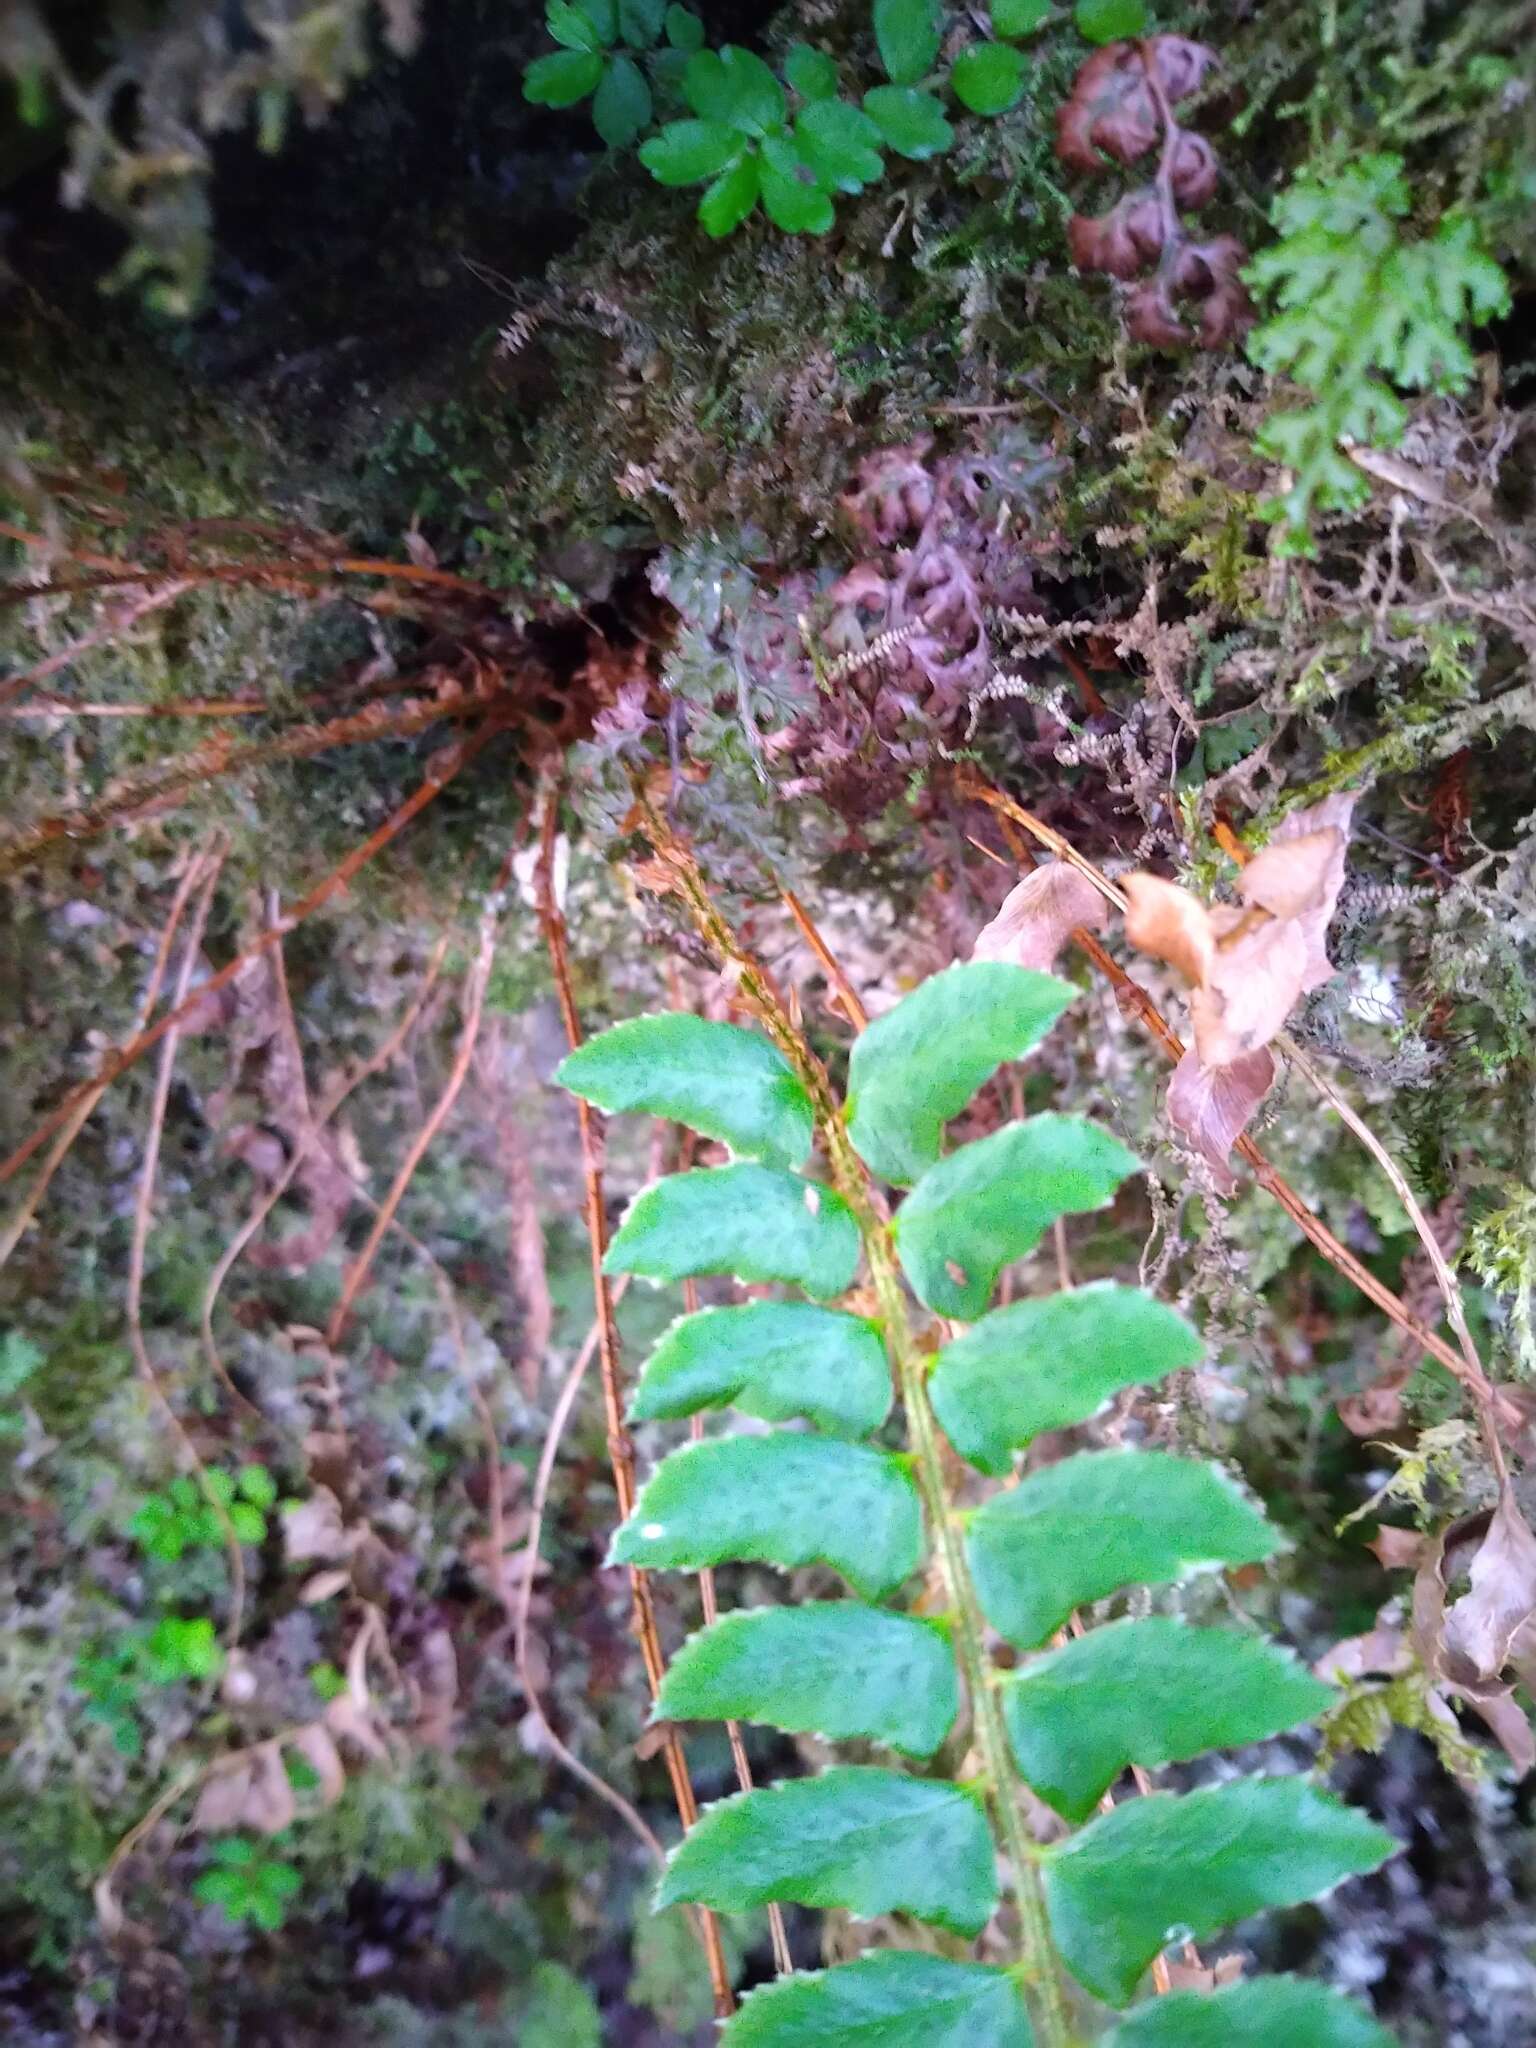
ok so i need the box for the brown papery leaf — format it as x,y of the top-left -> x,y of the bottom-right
193,1762 -> 255,1833
971,862 -> 1109,972
1440,1489 -> 1536,1695
1368,1525 -> 1430,1571
1121,872 -> 1215,990
289,1723 -> 347,1807
244,1741 -> 298,1836
282,1486 -> 356,1564
1165,1044 -> 1275,1193
1193,913 -> 1310,1066
1237,828 -> 1343,922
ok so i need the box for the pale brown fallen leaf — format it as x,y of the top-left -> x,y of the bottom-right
1123,796 -> 1356,1179
282,1485 -> 357,1564
192,1761 -> 255,1833
299,1566 -> 353,1604
1434,1489 -> 1536,1696
1164,1045 -> 1275,1194
1165,1954 -> 1245,1993
1314,1614 -> 1412,1685
244,1740 -> 298,1835
1122,872 -> 1215,991
289,1723 -> 347,1806
1368,1525 -> 1430,1571
970,862 -> 1109,972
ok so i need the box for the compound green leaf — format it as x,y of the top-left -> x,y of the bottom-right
665,4 -> 704,51
784,44 -> 840,101
863,84 -> 953,158
794,99 -> 884,193
684,45 -> 786,134
610,1434 -> 922,1600
874,0 -> 942,84
631,1301 -> 891,1436
968,1450 -> 1279,1648
722,1952 -> 1034,2047
993,0 -> 1051,34
605,1165 -> 860,1298
639,117 -> 743,183
950,43 -> 1028,114
759,135 -> 837,233
593,53 -> 652,142
524,48 -> 605,104
894,1116 -> 1139,1318
930,1282 -> 1201,1475
617,0 -> 666,43
555,1013 -> 814,1167
547,0 -> 613,51
658,1768 -> 997,1935
846,964 -> 1076,1187
1108,1976 -> 1399,2048
657,1603 -> 958,1756
1003,1618 -> 1336,1821
1044,1779 -> 1398,2007
699,152 -> 760,234
1073,0 -> 1147,42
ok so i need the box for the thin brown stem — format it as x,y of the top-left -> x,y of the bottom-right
125,843 -> 251,1650
0,850 -> 206,1271
683,1274 -> 794,1979
325,911 -> 498,1351
534,784 -> 734,2018
1,723 -> 493,1190
199,938 -> 450,1420
0,686 -> 482,875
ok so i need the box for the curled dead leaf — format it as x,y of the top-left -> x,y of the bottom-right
1418,1490 -> 1536,1699
1122,873 -> 1215,990
1164,1044 -> 1274,1194
245,1740 -> 298,1835
971,862 -> 1109,972
1368,1525 -> 1431,1572
300,1566 -> 354,1604
1314,1611 -> 1412,1685
289,1723 -> 347,1806
282,1486 -> 357,1565
192,1761 -> 255,1833
1165,1953 -> 1245,1993
1124,798 -> 1355,1169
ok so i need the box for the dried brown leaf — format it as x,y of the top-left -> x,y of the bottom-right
1440,1490 -> 1536,1695
1121,873 -> 1215,990
971,862 -> 1109,972
1368,1525 -> 1430,1571
1164,1044 -> 1275,1193
289,1723 -> 347,1806
282,1485 -> 356,1564
244,1741 -> 298,1836
299,1566 -> 353,1604
1314,1614 -> 1412,1685
192,1762 -> 254,1833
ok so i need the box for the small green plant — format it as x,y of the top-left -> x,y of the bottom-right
131,1464 -> 277,1560
76,1617 -> 224,1755
192,1836 -> 302,1931
522,0 -> 1143,238
1244,153 -> 1510,548
0,1329 -> 44,1443
558,938 -> 1402,2043
523,0 -> 704,147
